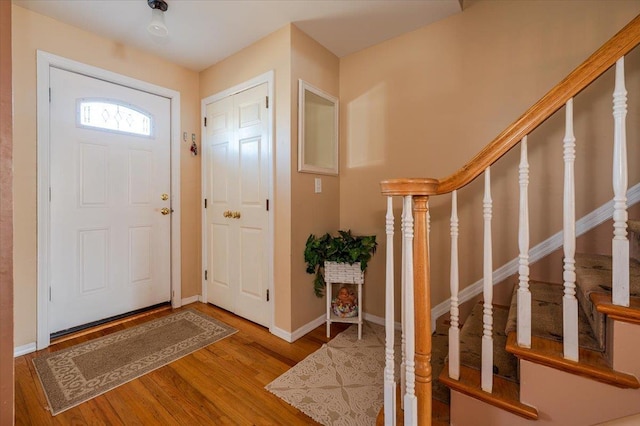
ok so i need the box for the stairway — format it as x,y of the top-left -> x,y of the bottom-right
432,224 -> 640,425
377,14 -> 640,425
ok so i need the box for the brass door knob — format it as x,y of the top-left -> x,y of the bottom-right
161,193 -> 169,201
232,211 -> 241,219
223,210 -> 232,218
161,207 -> 171,215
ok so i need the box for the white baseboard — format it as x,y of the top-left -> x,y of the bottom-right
431,182 -> 640,326
271,314 -> 326,343
14,342 -> 37,357
271,311 -> 403,343
181,295 -> 200,306
363,312 -> 402,330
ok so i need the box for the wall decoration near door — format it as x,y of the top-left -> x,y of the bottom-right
48,67 -> 172,335
203,82 -> 271,327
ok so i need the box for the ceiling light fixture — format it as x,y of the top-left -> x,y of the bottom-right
147,0 -> 169,37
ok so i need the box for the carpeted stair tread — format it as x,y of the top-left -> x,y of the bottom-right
630,220 -> 640,263
505,280 -> 602,351
431,315 -> 451,404
460,302 -> 518,383
574,253 -> 640,350
628,219 -> 640,235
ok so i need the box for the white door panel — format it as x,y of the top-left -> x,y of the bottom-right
49,67 -> 171,333
205,83 -> 270,327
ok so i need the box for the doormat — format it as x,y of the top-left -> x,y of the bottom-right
33,309 -> 237,415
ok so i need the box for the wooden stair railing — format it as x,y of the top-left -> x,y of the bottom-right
379,13 -> 640,426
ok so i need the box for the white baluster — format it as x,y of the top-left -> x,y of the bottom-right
449,190 -> 460,380
518,137 -> 531,348
403,195 -> 417,426
384,196 -> 396,425
563,98 -> 579,361
612,57 -> 630,307
482,168 -> 494,393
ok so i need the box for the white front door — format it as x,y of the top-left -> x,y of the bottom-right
204,83 -> 271,327
49,67 -> 172,333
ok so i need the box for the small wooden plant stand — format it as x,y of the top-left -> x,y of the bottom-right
325,261 -> 364,339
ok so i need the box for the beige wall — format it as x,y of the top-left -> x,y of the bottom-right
11,0 -> 640,347
199,24 -> 341,333
339,0 -> 640,320
0,0 -> 14,421
199,25 -> 294,331
290,26 -> 340,330
12,5 -> 201,347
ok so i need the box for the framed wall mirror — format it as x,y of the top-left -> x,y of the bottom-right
298,80 -> 339,175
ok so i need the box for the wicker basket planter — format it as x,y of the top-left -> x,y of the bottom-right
325,261 -> 365,338
303,230 -> 377,297
324,261 -> 364,284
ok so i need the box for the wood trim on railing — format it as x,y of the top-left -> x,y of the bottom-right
413,195 -> 433,425
381,178 -> 438,196
381,14 -> 640,197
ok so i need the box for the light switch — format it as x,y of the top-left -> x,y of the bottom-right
314,178 -> 322,193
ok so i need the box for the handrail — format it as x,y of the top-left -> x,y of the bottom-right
381,14 -> 640,197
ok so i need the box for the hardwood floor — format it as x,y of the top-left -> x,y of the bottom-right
15,302 -> 350,425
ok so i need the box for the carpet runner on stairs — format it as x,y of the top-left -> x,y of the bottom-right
574,252 -> 640,350
431,315 -> 450,404
505,280 -> 601,351
432,302 -> 518,405
460,303 -> 518,383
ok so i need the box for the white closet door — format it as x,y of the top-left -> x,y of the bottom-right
205,83 -> 270,327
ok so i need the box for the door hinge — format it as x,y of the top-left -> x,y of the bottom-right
49,286 -> 52,301
204,117 -> 207,127
265,96 -> 269,109
49,187 -> 51,202
49,88 -> 51,103
205,270 -> 208,280
266,199 -> 269,211
204,198 -> 207,208
266,289 -> 269,302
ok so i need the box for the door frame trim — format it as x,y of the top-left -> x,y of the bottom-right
200,71 -> 275,331
36,51 -> 182,349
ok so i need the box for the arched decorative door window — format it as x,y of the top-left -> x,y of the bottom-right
77,98 -> 154,137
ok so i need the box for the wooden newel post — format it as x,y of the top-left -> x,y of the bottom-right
413,195 -> 432,425
381,178 -> 437,425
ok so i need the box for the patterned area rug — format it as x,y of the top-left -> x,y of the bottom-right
266,321 -> 400,426
33,309 -> 237,415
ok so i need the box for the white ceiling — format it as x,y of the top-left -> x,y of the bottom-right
12,0 -> 462,72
